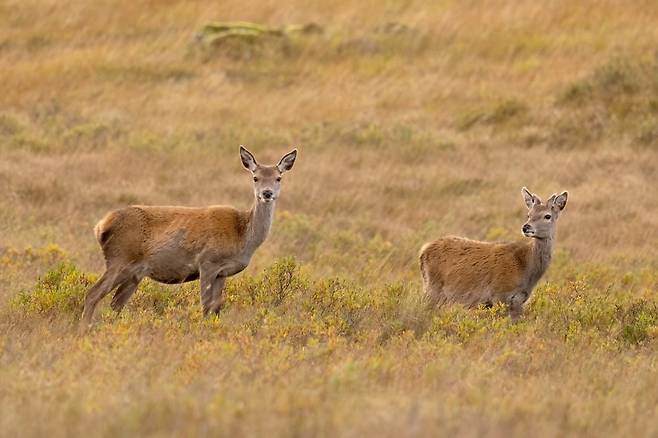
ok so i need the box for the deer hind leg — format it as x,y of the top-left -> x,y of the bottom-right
110,275 -> 142,314
80,265 -> 136,332
80,269 -> 119,331
422,274 -> 445,308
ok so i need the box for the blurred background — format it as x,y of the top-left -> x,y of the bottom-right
1,1 -> 657,436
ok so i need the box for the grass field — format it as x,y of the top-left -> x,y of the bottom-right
1,1 -> 657,436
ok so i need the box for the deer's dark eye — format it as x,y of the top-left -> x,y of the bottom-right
253,177 -> 258,182
544,214 -> 552,220
276,177 -> 281,182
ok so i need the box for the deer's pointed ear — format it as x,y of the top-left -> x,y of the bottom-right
277,149 -> 297,173
551,191 -> 568,211
240,145 -> 258,172
522,187 -> 540,209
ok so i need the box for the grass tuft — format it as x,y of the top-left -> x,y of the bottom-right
553,57 -> 658,147
457,99 -> 528,131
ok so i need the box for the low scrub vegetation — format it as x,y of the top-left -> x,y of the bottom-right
2,257 -> 656,436
8,257 -> 658,348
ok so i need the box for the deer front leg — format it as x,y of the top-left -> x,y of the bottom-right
199,260 -> 245,316
199,266 -> 218,316
216,260 -> 248,277
200,275 -> 226,316
206,276 -> 227,315
508,290 -> 529,321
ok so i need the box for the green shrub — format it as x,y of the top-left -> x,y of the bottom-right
228,257 -> 306,308
425,304 -> 510,343
304,278 -> 371,337
11,262 -> 91,320
129,280 -> 197,316
617,300 -> 658,346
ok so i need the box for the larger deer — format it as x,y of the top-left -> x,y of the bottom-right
419,187 -> 568,319
80,146 -> 297,331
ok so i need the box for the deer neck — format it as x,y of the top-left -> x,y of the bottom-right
525,236 -> 554,288
243,200 -> 275,255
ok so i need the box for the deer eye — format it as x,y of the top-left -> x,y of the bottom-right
253,177 -> 258,182
544,214 -> 552,220
276,177 -> 281,182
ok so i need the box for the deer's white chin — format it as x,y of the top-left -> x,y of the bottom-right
523,231 -> 535,237
258,197 -> 276,203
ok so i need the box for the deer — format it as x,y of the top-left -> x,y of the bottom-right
419,187 -> 568,320
79,146 -> 297,332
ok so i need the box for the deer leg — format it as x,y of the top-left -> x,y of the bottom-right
200,274 -> 227,316
207,276 -> 227,315
80,265 -> 139,332
110,276 -> 142,314
80,268 -> 120,331
200,260 -> 244,316
199,266 -> 217,316
508,290 -> 529,321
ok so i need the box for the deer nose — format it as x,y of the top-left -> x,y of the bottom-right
262,190 -> 274,200
522,224 -> 532,233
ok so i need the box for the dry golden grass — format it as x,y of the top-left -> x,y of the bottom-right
1,0 -> 657,436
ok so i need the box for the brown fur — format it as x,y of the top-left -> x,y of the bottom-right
95,205 -> 248,281
420,237 -> 532,307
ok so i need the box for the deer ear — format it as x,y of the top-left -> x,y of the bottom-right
277,149 -> 297,173
522,187 -> 539,209
551,191 -> 568,211
239,145 -> 258,172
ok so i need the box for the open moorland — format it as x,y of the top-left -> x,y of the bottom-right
1,1 -> 657,436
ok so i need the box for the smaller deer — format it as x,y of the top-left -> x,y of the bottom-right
419,187 -> 568,319
80,146 -> 297,331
